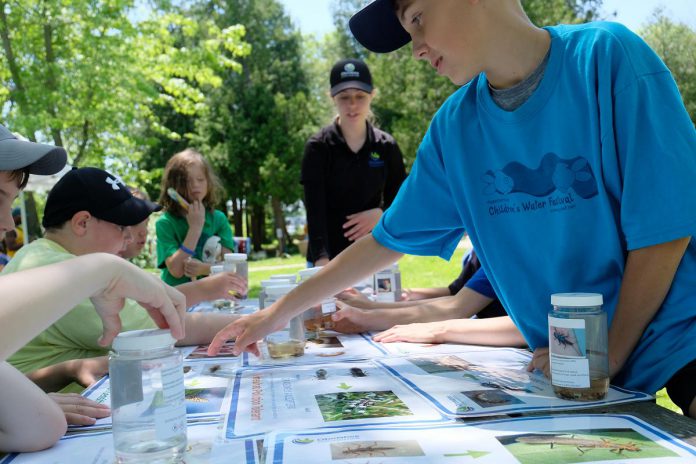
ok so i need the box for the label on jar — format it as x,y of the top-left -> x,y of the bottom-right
548,316 -> 590,388
374,271 -> 396,302
155,365 -> 186,440
321,300 -> 336,314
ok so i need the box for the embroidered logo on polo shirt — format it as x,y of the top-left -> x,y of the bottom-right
368,152 -> 384,168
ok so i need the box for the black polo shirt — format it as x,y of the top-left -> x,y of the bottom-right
301,121 -> 406,263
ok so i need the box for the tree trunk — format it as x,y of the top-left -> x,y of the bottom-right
232,197 -> 243,237
271,196 -> 289,256
42,20 -> 64,148
24,192 -> 42,240
250,203 -> 266,252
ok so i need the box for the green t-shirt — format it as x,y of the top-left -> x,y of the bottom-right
2,238 -> 156,374
155,209 -> 235,286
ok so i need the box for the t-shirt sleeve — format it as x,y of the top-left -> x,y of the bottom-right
612,71 -> 696,250
156,215 -> 180,269
214,210 -> 235,251
464,266 -> 497,299
372,128 -> 466,260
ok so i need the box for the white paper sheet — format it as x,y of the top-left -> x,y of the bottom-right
376,348 -> 652,417
225,361 -> 447,438
74,363 -> 234,429
265,414 -> 696,464
0,423 -> 258,464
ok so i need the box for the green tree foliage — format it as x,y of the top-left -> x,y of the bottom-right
189,0 -> 315,250
640,11 -> 696,124
0,0 -> 249,180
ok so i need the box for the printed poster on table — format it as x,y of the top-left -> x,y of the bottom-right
242,332 -> 388,368
74,362 -> 234,430
0,423 -> 261,464
181,340 -> 242,366
376,347 -> 652,417
264,414 -> 696,464
226,360 -> 447,438
364,335 -> 533,357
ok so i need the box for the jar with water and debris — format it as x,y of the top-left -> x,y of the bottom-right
548,293 -> 609,401
264,284 -> 306,359
110,329 -> 186,463
223,253 -> 248,299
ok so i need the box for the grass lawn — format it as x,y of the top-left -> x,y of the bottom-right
246,246 -> 680,415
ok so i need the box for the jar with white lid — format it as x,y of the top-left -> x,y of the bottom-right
264,284 -> 305,358
109,329 -> 186,463
548,292 -> 609,401
209,264 -> 233,311
223,253 -> 248,299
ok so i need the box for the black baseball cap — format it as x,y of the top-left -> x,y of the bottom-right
42,167 -> 162,228
0,124 -> 67,175
349,0 -> 411,54
330,59 -> 373,97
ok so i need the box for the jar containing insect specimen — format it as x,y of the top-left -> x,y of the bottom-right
548,293 -> 608,401
109,329 -> 186,463
264,284 -> 306,359
209,265 -> 234,311
223,253 -> 248,299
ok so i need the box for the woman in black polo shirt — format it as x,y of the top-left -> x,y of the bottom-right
301,58 -> 407,266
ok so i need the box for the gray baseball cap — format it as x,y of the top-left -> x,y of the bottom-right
0,124 -> 67,175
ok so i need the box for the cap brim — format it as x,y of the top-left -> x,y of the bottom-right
0,140 -> 67,175
330,81 -> 374,97
97,197 -> 162,227
349,0 -> 411,53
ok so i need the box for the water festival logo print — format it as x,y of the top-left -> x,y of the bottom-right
482,153 -> 598,199
368,152 -> 384,168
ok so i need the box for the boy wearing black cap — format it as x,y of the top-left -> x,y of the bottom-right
209,0 -> 696,418
301,58 -> 406,266
3,166 -> 240,389
0,125 -> 186,451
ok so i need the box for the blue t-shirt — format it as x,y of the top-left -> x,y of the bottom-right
373,22 -> 696,394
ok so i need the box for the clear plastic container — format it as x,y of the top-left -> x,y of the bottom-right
258,279 -> 288,310
209,264 -> 233,311
269,273 -> 297,284
264,284 -> 306,359
548,293 -> 609,401
223,253 -> 248,299
373,265 -> 401,302
305,297 -> 337,333
109,329 -> 187,463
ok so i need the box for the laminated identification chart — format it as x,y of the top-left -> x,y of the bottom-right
181,341 -> 242,365
0,423 -> 259,464
376,349 -> 652,417
265,414 -> 696,464
76,363 -> 233,429
368,336 -> 532,358
242,332 -> 388,367
226,361 -> 446,438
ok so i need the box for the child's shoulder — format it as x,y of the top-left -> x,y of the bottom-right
552,21 -> 667,78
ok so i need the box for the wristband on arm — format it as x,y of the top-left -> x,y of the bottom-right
179,244 -> 195,256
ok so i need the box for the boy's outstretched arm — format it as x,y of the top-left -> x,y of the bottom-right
209,234 -> 403,356
608,236 -> 691,377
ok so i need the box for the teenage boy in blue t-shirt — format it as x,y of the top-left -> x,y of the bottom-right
209,0 -> 696,417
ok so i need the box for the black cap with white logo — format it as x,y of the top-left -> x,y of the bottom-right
330,59 -> 373,97
42,167 -> 161,228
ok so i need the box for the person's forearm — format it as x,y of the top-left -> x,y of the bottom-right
0,362 -> 67,452
176,313 -> 240,346
350,295 -> 449,310
367,287 -> 493,325
438,316 -> 527,346
0,254 -> 128,361
272,235 -> 402,322
402,287 -> 451,301
608,237 -> 690,377
26,362 -> 73,392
